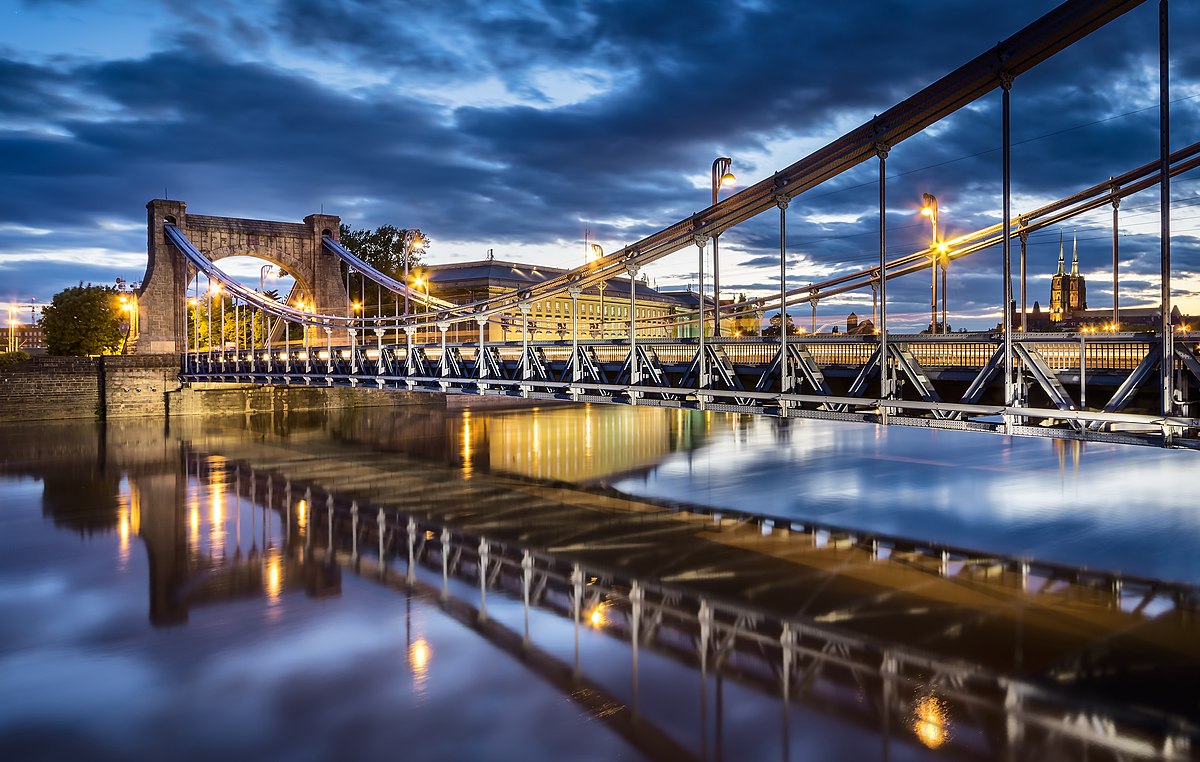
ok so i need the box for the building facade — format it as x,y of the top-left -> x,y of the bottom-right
422,259 -> 689,342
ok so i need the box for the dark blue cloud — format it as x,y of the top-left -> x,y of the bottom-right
0,0 -> 1197,329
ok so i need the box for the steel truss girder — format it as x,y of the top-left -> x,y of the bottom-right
181,334 -> 1200,449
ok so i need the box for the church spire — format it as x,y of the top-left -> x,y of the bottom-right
1057,229 -> 1065,275
1071,229 -> 1080,276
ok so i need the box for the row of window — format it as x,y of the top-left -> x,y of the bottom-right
529,301 -> 670,320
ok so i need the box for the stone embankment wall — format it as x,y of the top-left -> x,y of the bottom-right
0,355 -> 441,423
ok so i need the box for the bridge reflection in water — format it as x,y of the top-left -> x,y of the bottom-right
161,425 -> 1198,762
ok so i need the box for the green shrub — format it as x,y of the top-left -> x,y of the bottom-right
0,350 -> 32,366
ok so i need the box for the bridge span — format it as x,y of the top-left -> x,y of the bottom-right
136,0 -> 1197,447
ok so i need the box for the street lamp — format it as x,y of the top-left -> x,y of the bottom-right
710,157 -> 735,336
402,230 -> 427,316
920,193 -> 939,333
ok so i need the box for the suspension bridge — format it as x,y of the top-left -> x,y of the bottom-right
129,0 -> 1197,448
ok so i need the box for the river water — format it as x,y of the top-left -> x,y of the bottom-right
1,403 -> 1197,761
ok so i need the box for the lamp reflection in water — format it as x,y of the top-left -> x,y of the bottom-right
296,498 -> 308,533
117,481 -> 142,568
912,693 -> 950,749
461,411 -> 473,479
409,638 -> 432,696
265,549 -> 283,604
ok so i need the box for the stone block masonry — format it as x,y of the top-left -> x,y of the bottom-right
0,355 -> 442,423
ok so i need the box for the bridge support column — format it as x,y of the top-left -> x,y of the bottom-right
1159,0 -> 1174,421
876,144 -> 891,412
304,213 -> 349,347
1111,186 -> 1120,329
140,199 -> 190,353
776,195 -> 791,399
1001,72 -> 1015,432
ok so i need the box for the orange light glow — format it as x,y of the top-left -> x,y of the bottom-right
589,605 -> 607,628
913,695 -> 949,749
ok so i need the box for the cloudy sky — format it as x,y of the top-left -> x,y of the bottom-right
1,0 -> 1197,330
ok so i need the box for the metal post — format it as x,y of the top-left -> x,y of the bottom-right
402,237 -> 410,317
1112,185 -> 1120,329
1001,74 -> 1015,427
777,196 -> 790,395
930,216 -> 938,333
477,315 -> 488,387
404,325 -> 416,376
626,262 -> 640,386
437,321 -> 449,377
375,327 -> 384,378
568,286 -> 582,382
598,282 -> 606,339
877,145 -> 890,406
941,259 -> 948,334
1019,225 -> 1029,332
206,277 -> 213,363
694,234 -> 709,388
304,320 -> 312,373
348,327 -> 356,374
1080,333 -> 1087,410
712,233 -> 722,337
324,325 -> 333,375
519,303 -> 531,382
810,297 -> 817,335
1159,0 -> 1173,417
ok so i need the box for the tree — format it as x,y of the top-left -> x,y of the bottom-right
763,311 -> 799,337
338,224 -> 430,314
40,284 -> 125,356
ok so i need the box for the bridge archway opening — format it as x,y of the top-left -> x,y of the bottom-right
138,199 -> 345,353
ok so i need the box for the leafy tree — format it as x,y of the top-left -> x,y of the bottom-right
763,311 -> 799,337
40,284 -> 125,356
338,224 -> 429,313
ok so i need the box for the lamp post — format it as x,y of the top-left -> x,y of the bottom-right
402,230 -> 426,316
920,193 -> 939,333
710,158 -> 735,336
937,241 -> 950,334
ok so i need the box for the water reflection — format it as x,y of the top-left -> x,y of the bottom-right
2,411 -> 1199,762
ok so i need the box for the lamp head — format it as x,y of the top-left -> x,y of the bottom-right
720,172 -> 736,188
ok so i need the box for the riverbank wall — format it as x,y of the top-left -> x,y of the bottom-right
0,355 -> 443,423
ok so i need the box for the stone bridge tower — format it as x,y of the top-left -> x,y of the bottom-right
137,199 -> 348,354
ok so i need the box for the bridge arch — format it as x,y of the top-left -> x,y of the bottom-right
137,198 -> 347,353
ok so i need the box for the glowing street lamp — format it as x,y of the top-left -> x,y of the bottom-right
710,157 -> 736,336
402,230 -> 427,316
920,194 -> 940,333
